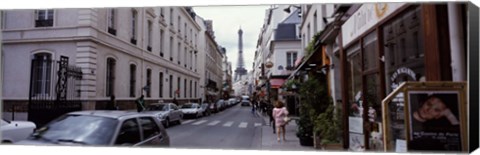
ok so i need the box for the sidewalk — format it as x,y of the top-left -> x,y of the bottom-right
257,111 -> 316,151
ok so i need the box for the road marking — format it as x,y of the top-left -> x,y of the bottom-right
223,121 -> 234,127
192,120 -> 208,125
254,123 -> 262,127
207,120 -> 221,126
238,122 -> 248,128
182,120 -> 195,124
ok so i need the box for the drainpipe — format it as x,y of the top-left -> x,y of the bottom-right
448,3 -> 466,81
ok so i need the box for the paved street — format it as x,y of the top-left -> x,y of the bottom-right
165,104 -> 316,151
166,105 -> 264,150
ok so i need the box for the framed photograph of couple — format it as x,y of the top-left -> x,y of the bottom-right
404,82 -> 467,152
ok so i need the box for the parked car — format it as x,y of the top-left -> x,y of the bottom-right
209,102 -> 218,113
200,103 -> 211,116
1,119 -> 36,143
143,103 -> 183,128
216,100 -> 225,111
228,98 -> 236,106
241,99 -> 251,106
15,110 -> 169,147
180,103 -> 203,118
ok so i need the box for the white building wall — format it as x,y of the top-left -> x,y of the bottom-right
2,7 -> 203,110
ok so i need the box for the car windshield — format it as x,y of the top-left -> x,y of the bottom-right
30,114 -> 118,145
146,104 -> 167,111
181,104 -> 195,109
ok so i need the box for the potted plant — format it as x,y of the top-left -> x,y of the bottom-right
296,76 -> 329,146
314,104 -> 344,150
296,103 -> 314,146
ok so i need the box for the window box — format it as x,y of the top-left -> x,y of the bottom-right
147,46 -> 152,51
35,19 -> 53,27
108,28 -> 117,35
130,38 -> 137,45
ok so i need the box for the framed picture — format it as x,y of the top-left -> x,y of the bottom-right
407,91 -> 462,151
381,82 -> 467,152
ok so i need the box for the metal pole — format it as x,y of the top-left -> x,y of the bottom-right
448,3 -> 466,81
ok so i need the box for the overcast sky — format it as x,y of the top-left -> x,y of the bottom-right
193,5 -> 271,73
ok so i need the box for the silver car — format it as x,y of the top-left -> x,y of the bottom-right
15,110 -> 169,147
143,103 -> 183,128
1,119 -> 36,143
180,103 -> 203,118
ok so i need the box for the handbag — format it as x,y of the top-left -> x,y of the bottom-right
283,116 -> 290,122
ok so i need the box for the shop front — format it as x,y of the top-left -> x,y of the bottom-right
338,3 -> 467,151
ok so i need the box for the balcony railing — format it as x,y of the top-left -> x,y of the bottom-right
35,19 -> 53,27
108,27 -> 117,35
130,38 -> 137,45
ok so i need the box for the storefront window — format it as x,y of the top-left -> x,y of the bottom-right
383,6 -> 425,93
363,32 -> 378,71
346,43 -> 362,117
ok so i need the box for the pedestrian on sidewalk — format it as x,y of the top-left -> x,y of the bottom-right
266,100 -> 276,134
106,95 -> 118,110
135,95 -> 145,112
272,100 -> 289,142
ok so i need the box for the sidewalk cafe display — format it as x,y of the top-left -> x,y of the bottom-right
382,82 -> 467,152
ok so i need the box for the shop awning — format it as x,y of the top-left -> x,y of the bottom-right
270,79 -> 286,89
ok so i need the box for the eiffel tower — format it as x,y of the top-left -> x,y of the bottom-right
234,27 -> 247,82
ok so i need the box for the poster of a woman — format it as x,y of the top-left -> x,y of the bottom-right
407,91 -> 462,151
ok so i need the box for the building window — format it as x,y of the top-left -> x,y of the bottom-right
147,20 -> 152,51
35,9 -> 54,27
190,29 -> 193,44
286,52 -> 297,69
107,9 -> 117,35
194,81 -> 197,98
184,23 -> 187,39
194,54 -> 197,72
169,8 -> 173,26
32,53 -> 52,96
170,37 -> 174,61
184,47 -> 188,68
169,75 -> 173,98
184,79 -> 187,98
131,10 -> 138,45
177,77 -> 181,97
313,11 -> 317,33
189,80 -> 192,98
106,58 -> 116,97
177,42 -> 181,65
130,64 -> 136,97
160,8 -> 164,18
178,16 -> 181,33
146,69 -> 151,97
160,29 -> 164,57
159,72 -> 163,98
189,51 -> 193,70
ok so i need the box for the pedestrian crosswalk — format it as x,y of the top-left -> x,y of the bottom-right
181,119 -> 265,129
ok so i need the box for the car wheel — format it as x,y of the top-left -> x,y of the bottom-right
164,118 -> 170,128
176,119 -> 182,125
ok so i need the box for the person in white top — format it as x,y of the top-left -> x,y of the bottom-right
272,101 -> 289,142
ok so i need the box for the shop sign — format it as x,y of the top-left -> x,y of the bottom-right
390,67 -> 417,90
342,3 -> 406,46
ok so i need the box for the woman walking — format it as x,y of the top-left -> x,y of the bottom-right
272,101 -> 289,142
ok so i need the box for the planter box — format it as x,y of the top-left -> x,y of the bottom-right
321,143 -> 344,150
298,136 -> 314,146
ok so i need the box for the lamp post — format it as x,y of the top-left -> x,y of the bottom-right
265,58 -> 273,103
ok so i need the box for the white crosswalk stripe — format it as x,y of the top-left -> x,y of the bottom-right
207,120 -> 221,126
254,123 -> 262,127
192,120 -> 208,125
182,120 -> 195,124
223,121 -> 234,127
238,122 -> 248,128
